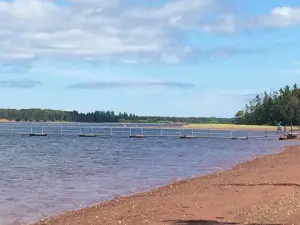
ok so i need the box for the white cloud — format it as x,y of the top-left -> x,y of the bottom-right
265,7 -> 300,27
124,0 -> 214,19
0,0 -> 214,64
243,6 -> 300,29
0,0 -> 299,65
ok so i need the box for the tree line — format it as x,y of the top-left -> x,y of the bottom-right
0,108 -> 233,124
234,83 -> 300,125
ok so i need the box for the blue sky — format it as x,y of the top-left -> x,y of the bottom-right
0,0 -> 299,117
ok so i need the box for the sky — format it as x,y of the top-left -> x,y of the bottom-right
0,0 -> 300,117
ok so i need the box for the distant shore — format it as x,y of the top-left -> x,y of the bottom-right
0,120 -> 279,128
184,123 -> 283,131
1,120 -> 298,134
32,144 -> 300,225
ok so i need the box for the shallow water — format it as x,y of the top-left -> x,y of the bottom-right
0,132 -> 296,224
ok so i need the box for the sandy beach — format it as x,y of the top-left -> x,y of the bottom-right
30,144 -> 300,225
0,119 -> 14,123
183,123 -> 286,131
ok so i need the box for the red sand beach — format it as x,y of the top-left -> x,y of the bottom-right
31,145 -> 300,225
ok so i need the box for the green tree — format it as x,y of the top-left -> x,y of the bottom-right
236,83 -> 300,125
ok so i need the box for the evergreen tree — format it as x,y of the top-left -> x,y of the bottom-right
235,83 -> 300,125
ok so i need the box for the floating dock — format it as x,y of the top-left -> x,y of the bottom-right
180,136 -> 198,139
128,134 -> 248,140
29,133 -> 47,137
279,132 -> 299,140
79,133 -> 97,137
0,124 -> 276,141
129,135 -> 146,138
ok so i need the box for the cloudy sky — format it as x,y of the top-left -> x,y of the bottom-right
0,0 -> 299,117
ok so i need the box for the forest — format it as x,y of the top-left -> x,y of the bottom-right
2,83 -> 299,125
0,108 -> 232,124
234,83 -> 300,125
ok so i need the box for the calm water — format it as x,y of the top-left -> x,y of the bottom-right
0,132 -> 296,224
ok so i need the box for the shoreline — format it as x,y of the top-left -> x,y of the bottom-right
0,120 -> 282,130
0,119 -> 298,133
32,144 -> 300,225
183,123 -> 285,131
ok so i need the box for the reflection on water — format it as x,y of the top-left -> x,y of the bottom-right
0,133 -> 296,224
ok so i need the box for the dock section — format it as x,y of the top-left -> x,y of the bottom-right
29,133 -> 47,137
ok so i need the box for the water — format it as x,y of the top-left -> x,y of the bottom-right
0,130 -> 296,224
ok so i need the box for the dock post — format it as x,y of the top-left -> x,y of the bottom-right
30,127 -> 33,134
80,128 -> 82,134
11,126 -> 14,134
42,126 -> 44,134
130,128 -> 132,136
265,128 -> 267,137
141,128 -> 143,135
91,128 -> 94,134
160,128 -> 163,136
192,129 -> 194,136
231,131 -> 233,138
61,126 -> 63,135
110,128 -> 112,136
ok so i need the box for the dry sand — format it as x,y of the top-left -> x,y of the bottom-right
30,144 -> 300,225
0,119 -> 14,122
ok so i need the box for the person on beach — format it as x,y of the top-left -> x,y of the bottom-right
276,121 -> 282,135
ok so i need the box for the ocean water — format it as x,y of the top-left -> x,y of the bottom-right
0,127 -> 296,225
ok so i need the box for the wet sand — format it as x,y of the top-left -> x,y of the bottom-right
32,145 -> 300,225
